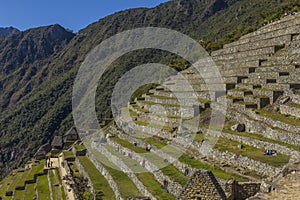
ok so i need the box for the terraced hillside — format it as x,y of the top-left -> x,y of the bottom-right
2,12 -> 300,200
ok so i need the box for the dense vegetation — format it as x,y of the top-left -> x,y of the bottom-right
0,0 -> 300,179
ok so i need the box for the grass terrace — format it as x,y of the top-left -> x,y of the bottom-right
25,183 -> 36,199
223,122 -> 300,151
13,190 -> 25,199
134,120 -> 173,132
77,156 -> 115,200
49,169 -> 66,200
63,151 -> 75,160
136,173 -> 175,200
215,137 -> 290,168
37,175 -> 51,200
255,109 -> 300,126
112,136 -> 189,186
131,104 -> 149,113
0,175 -> 13,197
138,100 -> 181,107
74,144 -> 86,151
179,154 -> 249,182
90,149 -> 141,198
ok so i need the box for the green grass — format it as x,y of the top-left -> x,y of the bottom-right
178,154 -> 249,182
37,175 -> 51,200
89,148 -> 142,199
143,137 -> 168,149
112,136 -> 188,186
127,108 -> 138,117
49,169 -> 65,200
0,174 -> 13,197
149,95 -> 177,100
223,122 -> 300,151
192,133 -> 205,142
161,165 -> 189,186
63,151 -> 75,160
16,169 -> 31,188
287,102 -> 300,109
77,156 -> 115,199
139,100 -> 181,107
136,173 -> 175,200
134,120 -> 173,132
6,172 -> 23,192
131,104 -> 149,113
197,97 -> 211,104
25,183 -> 36,199
255,109 -> 300,126
74,144 -> 86,151
13,189 -> 24,200
111,137 -> 148,154
215,137 -> 290,168
105,166 -> 141,198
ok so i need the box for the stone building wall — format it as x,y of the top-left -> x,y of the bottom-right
225,179 -> 261,200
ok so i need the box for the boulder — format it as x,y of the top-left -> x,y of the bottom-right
231,124 -> 246,132
260,180 -> 273,193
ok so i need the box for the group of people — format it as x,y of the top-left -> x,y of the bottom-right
46,157 -> 54,168
264,149 -> 277,156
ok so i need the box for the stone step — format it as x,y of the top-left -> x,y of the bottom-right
248,71 -> 280,79
232,101 -> 258,110
253,88 -> 284,104
165,83 -> 227,93
144,95 -> 208,108
212,46 -> 276,61
227,89 -> 253,97
221,68 -> 250,77
278,74 -> 300,83
217,95 -> 244,105
152,90 -> 211,100
214,33 -> 291,56
216,57 -> 270,70
242,78 -> 268,85
135,100 -> 195,118
261,58 -> 300,67
280,102 -> 300,118
243,95 -> 270,109
255,64 -> 296,72
164,76 -> 224,85
236,83 -> 262,90
239,15 -> 300,41
261,83 -> 291,91
292,94 -> 300,104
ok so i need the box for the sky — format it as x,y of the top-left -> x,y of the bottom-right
0,0 -> 169,32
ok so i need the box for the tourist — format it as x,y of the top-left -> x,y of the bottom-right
162,179 -> 168,191
184,168 -> 189,176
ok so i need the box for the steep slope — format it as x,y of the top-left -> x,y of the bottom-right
0,27 -> 19,36
0,24 -> 75,109
0,0 -> 299,179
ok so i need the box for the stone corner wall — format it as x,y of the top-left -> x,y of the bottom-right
225,179 -> 261,200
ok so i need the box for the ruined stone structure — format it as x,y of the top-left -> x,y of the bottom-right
178,170 -> 227,200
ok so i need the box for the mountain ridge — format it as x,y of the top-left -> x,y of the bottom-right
0,27 -> 19,36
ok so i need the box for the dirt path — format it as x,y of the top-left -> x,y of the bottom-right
56,157 -> 75,200
257,171 -> 300,200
